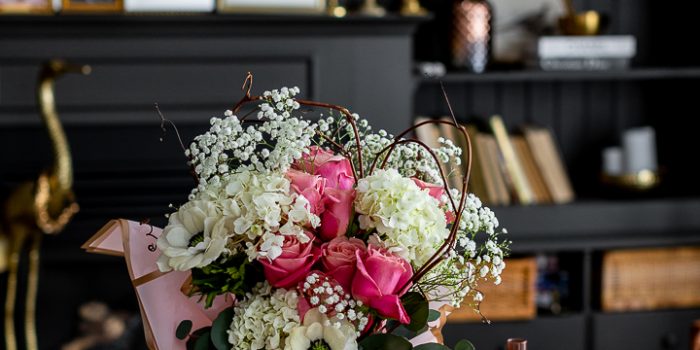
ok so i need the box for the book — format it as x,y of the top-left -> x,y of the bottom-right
512,135 -> 552,204
458,125 -> 490,203
490,116 -> 535,205
479,134 -> 511,206
522,126 -> 575,204
537,35 -> 637,59
538,58 -> 631,71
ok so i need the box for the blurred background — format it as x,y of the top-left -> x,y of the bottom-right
1,0 -> 699,349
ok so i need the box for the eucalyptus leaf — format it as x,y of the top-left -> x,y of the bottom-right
359,334 -> 413,350
211,308 -> 234,350
401,292 -> 429,332
176,320 -> 193,340
414,343 -> 451,350
427,309 -> 441,322
454,339 -> 476,350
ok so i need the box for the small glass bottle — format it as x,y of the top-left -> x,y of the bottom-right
451,0 -> 493,73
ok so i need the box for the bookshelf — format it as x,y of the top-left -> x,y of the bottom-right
413,0 -> 700,349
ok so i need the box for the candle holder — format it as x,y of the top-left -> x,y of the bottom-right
358,0 -> 385,16
601,169 -> 661,192
400,0 -> 427,16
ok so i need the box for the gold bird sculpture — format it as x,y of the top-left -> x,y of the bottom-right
0,59 -> 89,350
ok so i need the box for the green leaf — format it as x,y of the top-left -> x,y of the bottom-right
427,309 -> 441,322
414,343 -> 451,350
194,330 -> 211,350
176,320 -> 193,340
401,292 -> 429,332
359,334 -> 413,350
211,308 -> 234,350
454,339 -> 476,350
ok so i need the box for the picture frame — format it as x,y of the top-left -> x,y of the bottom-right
0,0 -> 52,14
217,0 -> 324,14
61,0 -> 122,13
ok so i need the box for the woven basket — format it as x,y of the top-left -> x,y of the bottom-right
448,257 -> 537,322
602,246 -> 700,312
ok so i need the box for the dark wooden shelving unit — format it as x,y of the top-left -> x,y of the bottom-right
419,67 -> 700,83
414,0 -> 700,348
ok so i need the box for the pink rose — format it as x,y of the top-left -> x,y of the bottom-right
321,237 -> 366,291
319,188 -> 356,241
411,178 -> 445,201
287,169 -> 326,215
258,233 -> 321,289
351,245 -> 413,324
294,146 -> 355,190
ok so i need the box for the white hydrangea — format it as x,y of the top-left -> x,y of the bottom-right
156,200 -> 229,272
193,170 -> 319,261
354,169 -> 449,267
228,282 -> 300,350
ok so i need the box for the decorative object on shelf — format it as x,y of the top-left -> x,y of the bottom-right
448,258 -> 537,322
217,0 -> 324,14
400,0 -> 427,17
61,0 -> 122,13
601,126 -> 660,191
0,59 -> 87,350
326,0 -> 345,17
0,0 -> 52,14
602,247 -> 700,312
83,73 -> 511,350
124,0 -> 214,13
452,0 -> 492,73
357,0 -> 384,17
415,61 -> 446,78
62,302 -> 146,350
489,0 -> 563,66
558,0 -> 603,35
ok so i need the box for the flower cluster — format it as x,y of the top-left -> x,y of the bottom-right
158,85 -> 510,350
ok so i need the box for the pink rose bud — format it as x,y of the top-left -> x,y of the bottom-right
351,245 -> 413,324
287,169 -> 326,215
319,188 -> 356,241
294,146 -> 355,190
321,237 -> 366,291
258,233 -> 321,289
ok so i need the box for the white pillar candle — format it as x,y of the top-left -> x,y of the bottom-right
603,147 -> 624,176
622,126 -> 658,173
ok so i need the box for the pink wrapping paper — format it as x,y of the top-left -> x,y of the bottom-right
82,219 -> 232,350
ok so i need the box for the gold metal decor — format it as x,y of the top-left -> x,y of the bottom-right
1,59 -> 88,350
601,170 -> 661,191
358,0 -> 385,16
327,0 -> 346,17
558,0 -> 601,35
400,0 -> 427,16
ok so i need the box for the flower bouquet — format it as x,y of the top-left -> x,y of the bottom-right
83,74 -> 510,350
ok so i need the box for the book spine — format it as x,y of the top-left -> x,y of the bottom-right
539,58 -> 630,71
537,36 -> 637,59
490,116 -> 534,205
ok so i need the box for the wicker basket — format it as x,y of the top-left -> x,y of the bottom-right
448,257 -> 537,322
602,246 -> 700,312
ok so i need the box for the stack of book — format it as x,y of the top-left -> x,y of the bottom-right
535,35 -> 637,71
414,116 -> 575,206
